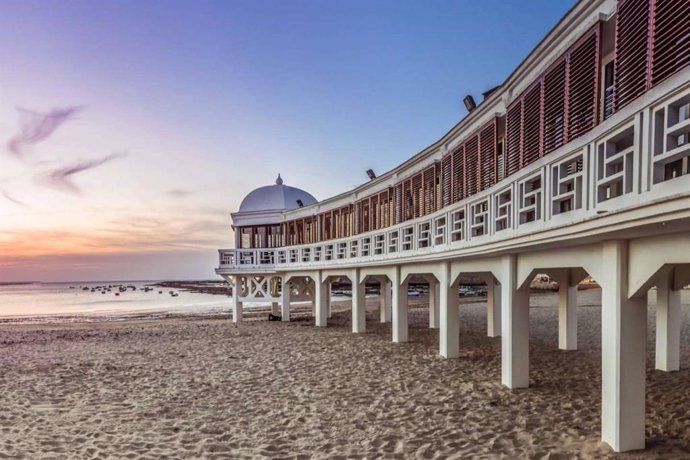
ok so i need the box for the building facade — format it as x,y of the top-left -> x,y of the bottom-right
217,0 -> 690,452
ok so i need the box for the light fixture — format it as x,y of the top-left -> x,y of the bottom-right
366,169 -> 376,180
463,95 -> 476,112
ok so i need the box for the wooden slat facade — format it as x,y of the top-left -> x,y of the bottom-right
248,0 -> 688,248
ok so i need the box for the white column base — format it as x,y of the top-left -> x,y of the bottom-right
600,240 -> 646,452
380,279 -> 392,323
233,301 -> 243,323
327,283 -> 333,319
439,262 -> 459,358
232,275 -> 243,323
315,274 -> 328,327
655,280 -> 680,372
429,278 -> 440,329
392,268 -> 408,343
501,255 -> 529,389
352,270 -> 366,333
558,282 -> 578,351
487,276 -> 501,338
281,283 -> 291,322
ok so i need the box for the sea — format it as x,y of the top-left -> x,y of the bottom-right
0,281 -> 234,323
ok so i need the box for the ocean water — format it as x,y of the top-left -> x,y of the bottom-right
0,281 -> 234,321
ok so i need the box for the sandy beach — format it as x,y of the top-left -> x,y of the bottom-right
1,291 -> 689,459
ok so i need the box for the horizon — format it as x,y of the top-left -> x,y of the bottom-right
0,0 -> 576,282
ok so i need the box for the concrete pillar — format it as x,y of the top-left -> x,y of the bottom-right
600,240 -> 646,452
558,280 -> 578,351
655,277 -> 680,372
501,254 -> 529,389
281,281 -> 291,322
392,268 -> 408,343
315,273 -> 328,327
352,270 -> 366,333
232,275 -> 243,323
380,278 -> 392,323
271,302 -> 280,316
439,262 -> 459,358
486,276 -> 501,338
327,283 -> 333,319
428,278 -> 440,329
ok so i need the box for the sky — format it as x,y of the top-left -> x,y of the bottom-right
0,0 -> 576,282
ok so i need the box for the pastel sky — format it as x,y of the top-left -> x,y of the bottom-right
0,0 -> 575,282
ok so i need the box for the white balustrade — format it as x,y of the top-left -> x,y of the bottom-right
218,82 -> 690,272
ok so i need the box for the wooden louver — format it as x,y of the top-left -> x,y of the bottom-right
614,0 -> 650,111
464,135 -> 480,196
651,0 -> 690,87
522,81 -> 543,167
441,154 -> 453,207
506,101 -> 522,176
567,26 -> 600,141
543,59 -> 567,154
451,145 -> 465,203
479,120 -> 497,191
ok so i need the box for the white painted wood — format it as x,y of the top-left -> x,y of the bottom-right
501,254 -> 529,389
600,240 -> 646,452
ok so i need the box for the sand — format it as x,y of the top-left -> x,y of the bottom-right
1,291 -> 689,459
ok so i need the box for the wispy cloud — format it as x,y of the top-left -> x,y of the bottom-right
7,106 -> 83,157
1,189 -> 30,208
167,189 -> 194,198
38,152 -> 127,194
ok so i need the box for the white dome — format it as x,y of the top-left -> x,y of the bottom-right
238,175 -> 317,213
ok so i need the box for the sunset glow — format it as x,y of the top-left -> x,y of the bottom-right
0,0 -> 573,281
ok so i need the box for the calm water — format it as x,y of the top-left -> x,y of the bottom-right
0,281 -> 234,321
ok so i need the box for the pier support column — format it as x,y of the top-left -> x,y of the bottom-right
380,278 -> 392,323
352,270 -> 366,334
232,275 -> 243,323
501,255 -> 529,389
271,302 -> 280,316
327,283 -> 333,319
428,277 -> 440,329
655,277 -> 680,372
439,262 -> 459,358
600,240 -> 646,452
556,271 -> 578,351
281,282 -> 291,322
486,276 -> 501,338
315,273 -> 329,327
392,268 -> 408,343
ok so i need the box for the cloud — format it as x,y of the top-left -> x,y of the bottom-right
1,189 -> 30,208
167,189 -> 194,198
38,152 -> 127,194
7,106 -> 83,157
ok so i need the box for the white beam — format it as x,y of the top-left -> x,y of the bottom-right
600,240 -> 646,452
501,254 -> 529,389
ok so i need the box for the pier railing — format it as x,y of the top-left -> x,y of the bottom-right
218,77 -> 690,272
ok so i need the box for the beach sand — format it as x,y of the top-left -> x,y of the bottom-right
1,291 -> 689,459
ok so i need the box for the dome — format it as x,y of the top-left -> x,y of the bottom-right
238,175 -> 317,213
